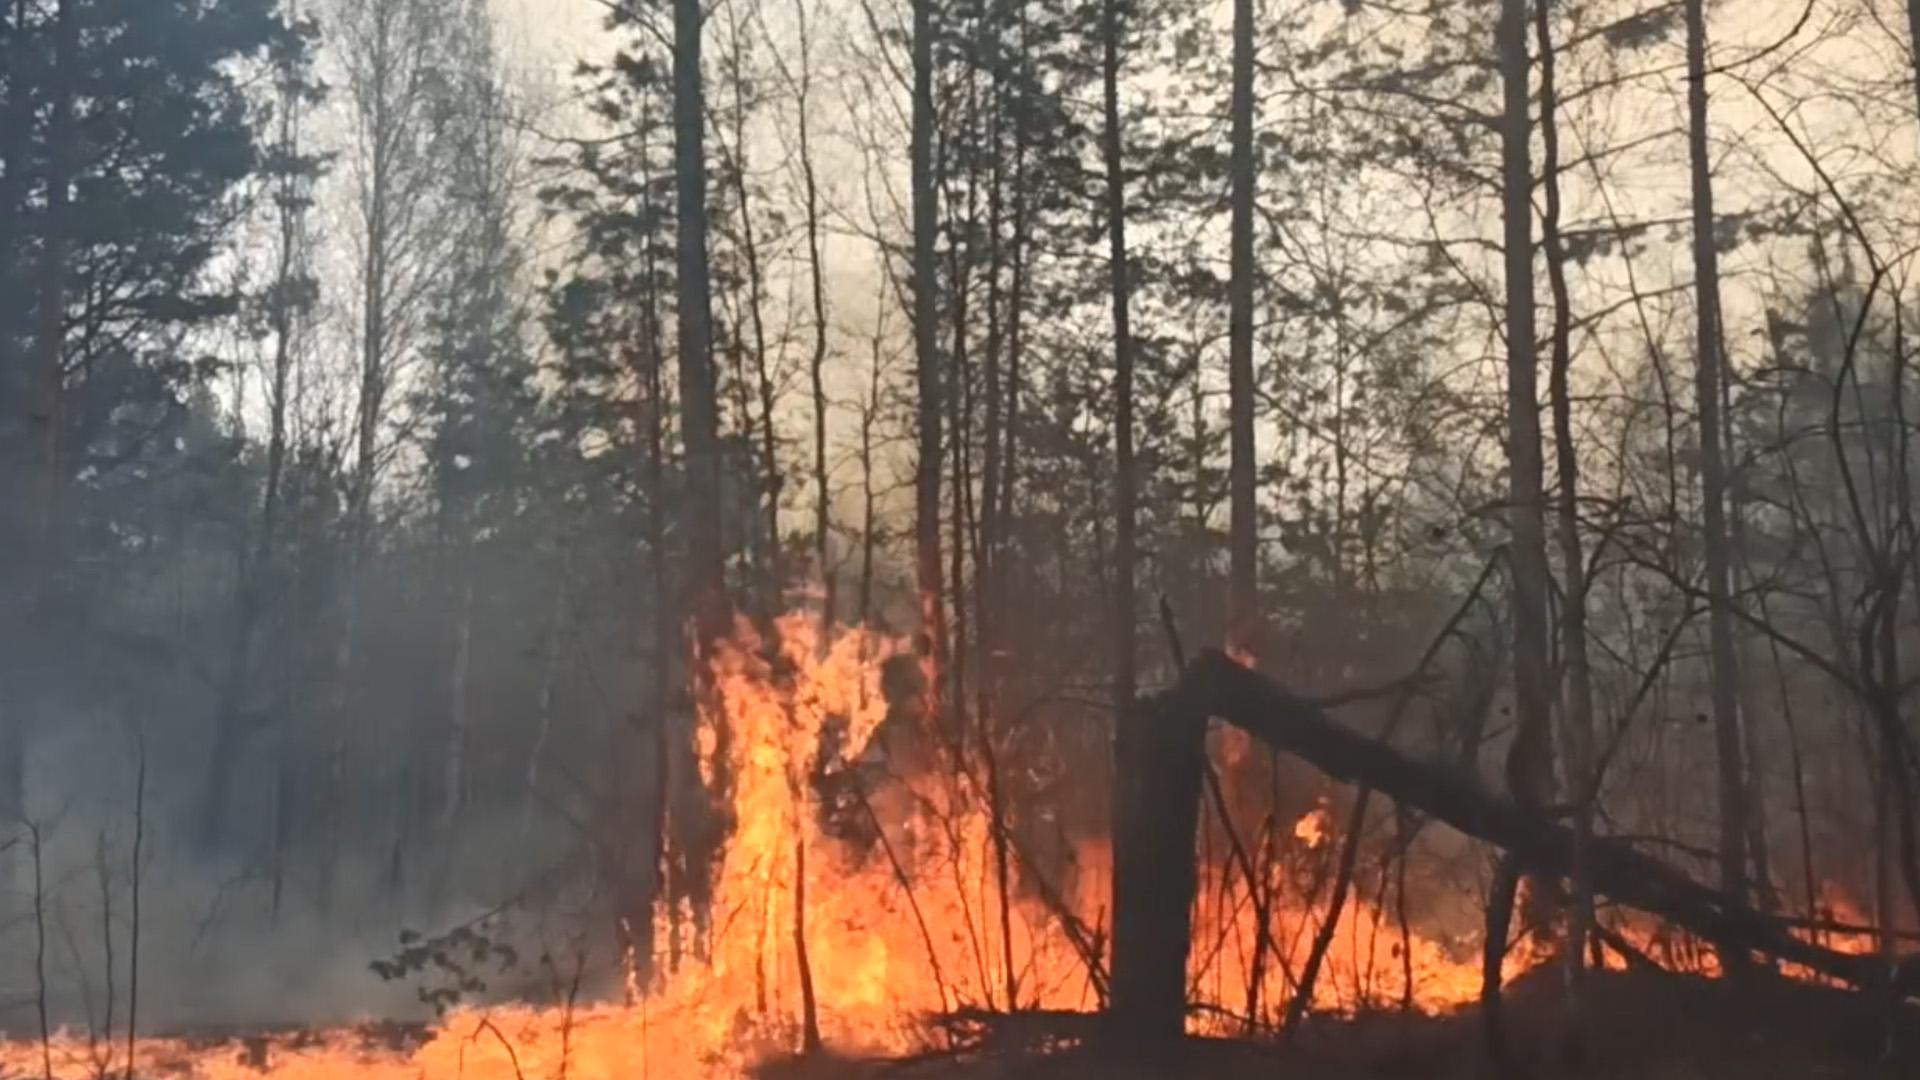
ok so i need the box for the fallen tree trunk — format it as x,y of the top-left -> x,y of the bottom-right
1174,648 -> 1909,996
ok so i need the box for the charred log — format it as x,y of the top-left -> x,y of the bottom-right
1107,690 -> 1206,1045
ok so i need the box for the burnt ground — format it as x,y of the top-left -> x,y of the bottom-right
753,968 -> 1920,1079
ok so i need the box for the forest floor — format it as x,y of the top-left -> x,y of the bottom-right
755,968 -> 1920,1079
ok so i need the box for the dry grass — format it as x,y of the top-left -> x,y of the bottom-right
753,968 -> 1920,1079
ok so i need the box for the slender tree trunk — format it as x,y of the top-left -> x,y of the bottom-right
1227,0 -> 1257,638
1496,0 -> 1554,840
1101,0 -> 1136,707
676,0 -> 726,645
997,13 -> 1027,664
946,115 -> 976,732
9,0 -> 76,885
1684,0 -> 1752,969
1488,0 -> 1556,1049
793,0 -> 833,633
0,0 -> 29,273
1535,0 -> 1597,1014
859,316 -> 882,626
976,32 -> 1017,1013
440,572 -> 474,827
912,0 -> 947,726
793,832 -> 821,1051
674,0 -> 729,950
1727,418 -> 1777,914
524,548 -> 568,834
1906,0 -> 1920,123
29,0 -> 71,551
720,11 -> 779,602
622,179 -> 675,972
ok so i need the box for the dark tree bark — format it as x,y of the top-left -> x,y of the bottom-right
666,0 -> 732,958
7,0 -> 75,858
1491,0 -> 1556,1050
1684,0 -> 1752,967
1101,0 -> 1136,707
717,6 -> 779,603
1495,0 -> 1553,830
675,0 -> 726,647
911,0 -> 947,726
793,0 -> 833,633
1227,0 -> 1257,635
1535,0 -> 1598,1005
1107,694 -> 1207,1046
1906,0 -> 1920,121
30,0 -> 73,563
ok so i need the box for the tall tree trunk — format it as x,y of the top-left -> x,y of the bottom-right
1487,0 -> 1556,1046
1684,0 -> 1752,970
788,83 -> 832,1000
859,302 -> 884,626
1102,0 -> 1136,708
946,113 -> 976,732
673,0 -> 729,954
1496,0 -> 1554,836
440,571 -> 474,827
1227,0 -> 1257,640
621,161 -> 675,972
524,546 -> 568,834
975,27 -> 1017,1013
1536,0 -> 1597,1033
720,9 -> 779,604
29,0 -> 71,551
997,10 -> 1027,664
6,0 -> 76,881
793,0 -> 833,633
1906,0 -> 1920,122
911,0 -> 947,728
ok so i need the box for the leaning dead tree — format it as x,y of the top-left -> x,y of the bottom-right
1106,650 -> 1920,1043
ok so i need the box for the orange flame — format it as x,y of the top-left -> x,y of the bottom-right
1293,802 -> 1331,850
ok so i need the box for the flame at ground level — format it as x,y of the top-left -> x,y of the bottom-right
0,616 -> 1864,1077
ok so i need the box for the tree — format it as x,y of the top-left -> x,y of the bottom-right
669,0 -> 735,960
912,0 -> 948,725
417,0 -> 536,836
325,0 -> 463,900
1100,0 -> 1136,707
1534,0 -> 1600,1015
0,0 -> 283,867
200,0 -> 326,850
1484,0 -> 1556,1051
1227,0 -> 1256,640
1684,0 -> 1752,964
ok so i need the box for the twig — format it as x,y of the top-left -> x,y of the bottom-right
471,1016 -> 527,1080
851,773 -> 955,1018
31,822 -> 52,1080
125,729 -> 146,1080
97,831 -> 116,1079
1592,922 -> 1667,975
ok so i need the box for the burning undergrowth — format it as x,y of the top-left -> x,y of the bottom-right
0,614 -> 1885,1078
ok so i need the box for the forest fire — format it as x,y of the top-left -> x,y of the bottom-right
0,616 -> 1602,1079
